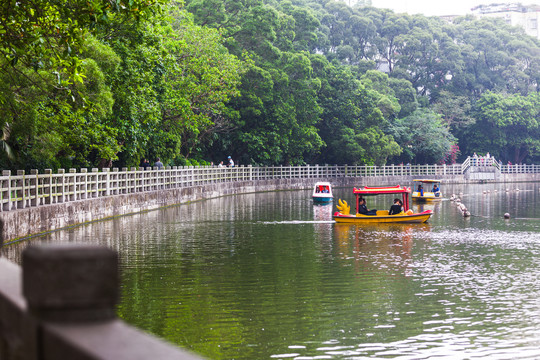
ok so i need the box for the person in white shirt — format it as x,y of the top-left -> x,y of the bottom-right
228,156 -> 234,167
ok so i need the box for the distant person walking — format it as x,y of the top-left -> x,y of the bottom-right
154,158 -> 164,169
228,156 -> 234,167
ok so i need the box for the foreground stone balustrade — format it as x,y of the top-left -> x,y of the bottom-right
0,242 -> 203,360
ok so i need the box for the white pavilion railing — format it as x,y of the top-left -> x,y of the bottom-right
0,160 -> 538,212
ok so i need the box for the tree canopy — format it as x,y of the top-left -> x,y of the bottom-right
1,0 -> 539,170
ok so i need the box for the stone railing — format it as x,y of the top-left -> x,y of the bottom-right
0,243 -> 203,360
0,164 -> 463,212
500,163 -> 540,173
0,161 -> 538,212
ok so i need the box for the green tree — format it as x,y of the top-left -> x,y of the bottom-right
0,0 -> 164,84
431,90 -> 475,135
0,34 -> 121,169
0,0 -> 164,169
465,91 -> 540,163
452,16 -> 540,97
390,109 -> 456,164
360,70 -> 400,119
314,57 -> 400,165
104,4 -> 246,166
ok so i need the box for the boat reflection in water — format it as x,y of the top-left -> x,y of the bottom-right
333,222 -> 431,277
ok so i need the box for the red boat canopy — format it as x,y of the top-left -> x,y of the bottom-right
353,185 -> 411,195
353,185 -> 411,211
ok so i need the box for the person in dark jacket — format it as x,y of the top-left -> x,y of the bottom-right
140,158 -> 151,170
388,198 -> 403,215
358,198 -> 377,216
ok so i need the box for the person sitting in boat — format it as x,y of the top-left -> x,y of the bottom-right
358,198 -> 377,216
322,186 -> 329,193
388,198 -> 403,215
417,185 -> 424,196
432,184 -> 440,197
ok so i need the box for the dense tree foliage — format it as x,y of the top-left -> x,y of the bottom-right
1,0 -> 539,170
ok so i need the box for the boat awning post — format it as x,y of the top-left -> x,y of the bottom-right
403,192 -> 409,211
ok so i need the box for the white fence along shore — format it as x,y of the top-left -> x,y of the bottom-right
1,159 -> 539,212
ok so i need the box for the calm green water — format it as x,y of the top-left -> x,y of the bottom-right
3,182 -> 540,359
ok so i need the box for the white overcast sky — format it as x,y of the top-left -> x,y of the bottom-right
370,0 -> 540,16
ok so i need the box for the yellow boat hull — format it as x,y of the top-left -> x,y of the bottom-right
412,191 -> 443,202
334,210 -> 432,223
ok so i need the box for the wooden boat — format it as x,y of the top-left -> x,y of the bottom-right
412,179 -> 443,202
333,185 -> 433,223
312,182 -> 333,204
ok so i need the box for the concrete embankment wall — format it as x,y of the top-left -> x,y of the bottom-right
3,173 -> 539,242
499,173 -> 540,182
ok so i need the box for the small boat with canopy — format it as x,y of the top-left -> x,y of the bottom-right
333,185 -> 433,223
412,179 -> 443,202
312,182 -> 333,204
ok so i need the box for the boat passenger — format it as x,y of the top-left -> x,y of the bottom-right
432,184 -> 440,197
358,198 -> 377,216
388,198 -> 403,215
417,185 -> 423,196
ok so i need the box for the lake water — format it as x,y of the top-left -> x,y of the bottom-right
2,182 -> 540,359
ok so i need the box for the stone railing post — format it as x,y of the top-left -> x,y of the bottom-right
44,169 -> 53,204
120,167 -> 127,194
111,168 -> 118,195
2,170 -> 11,211
69,168 -> 77,201
103,168 -> 111,196
23,245 -> 118,323
92,168 -> 99,198
16,170 -> 25,209
30,169 -> 39,207
17,244 -> 203,359
80,168 -> 88,200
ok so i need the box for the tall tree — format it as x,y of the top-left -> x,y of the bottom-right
466,91 -> 540,163
314,56 -> 400,165
390,109 -> 456,164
